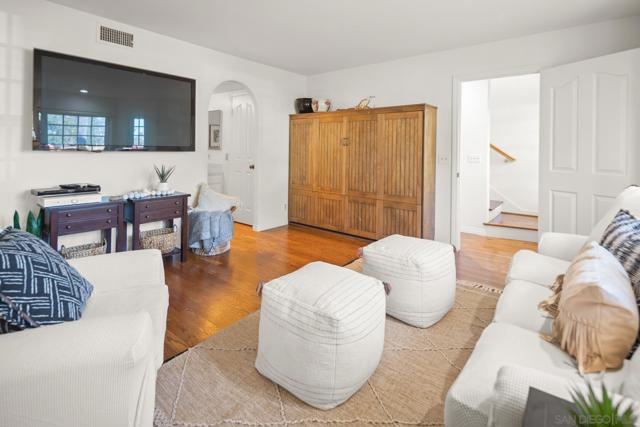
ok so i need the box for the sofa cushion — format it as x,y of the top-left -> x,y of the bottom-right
0,229 -> 93,332
82,284 -> 169,369
493,279 -> 553,335
506,250 -> 570,288
444,322 -> 581,427
590,185 -> 640,242
546,242 -> 638,373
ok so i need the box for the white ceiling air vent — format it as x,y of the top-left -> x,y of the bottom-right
98,25 -> 134,48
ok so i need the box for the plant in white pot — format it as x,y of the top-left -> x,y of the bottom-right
154,164 -> 175,192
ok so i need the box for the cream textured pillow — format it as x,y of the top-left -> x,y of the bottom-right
543,242 -> 638,373
195,183 -> 240,212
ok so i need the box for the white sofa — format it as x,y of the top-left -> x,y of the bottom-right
0,249 -> 168,427
445,186 -> 640,426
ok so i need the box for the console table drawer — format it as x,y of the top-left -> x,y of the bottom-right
58,206 -> 118,223
138,198 -> 183,213
58,218 -> 118,235
138,207 -> 183,223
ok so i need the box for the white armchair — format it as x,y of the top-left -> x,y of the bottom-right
0,249 -> 168,427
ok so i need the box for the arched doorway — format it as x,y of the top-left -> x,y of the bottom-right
208,81 -> 257,226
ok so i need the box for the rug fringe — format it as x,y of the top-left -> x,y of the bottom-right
456,279 -> 503,294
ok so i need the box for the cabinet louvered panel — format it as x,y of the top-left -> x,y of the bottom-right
346,116 -> 378,197
316,194 -> 344,231
289,119 -> 314,188
346,197 -> 378,239
315,118 -> 344,193
288,190 -> 315,225
382,202 -> 421,238
382,112 -> 423,204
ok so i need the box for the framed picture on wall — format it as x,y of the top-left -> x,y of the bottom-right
208,110 -> 222,150
209,124 -> 221,150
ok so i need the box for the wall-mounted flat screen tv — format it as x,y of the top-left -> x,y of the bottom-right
33,49 -> 195,152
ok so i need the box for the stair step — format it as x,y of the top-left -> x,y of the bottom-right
484,212 -> 538,231
489,200 -> 503,211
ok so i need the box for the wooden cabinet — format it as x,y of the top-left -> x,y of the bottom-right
289,103 -> 436,240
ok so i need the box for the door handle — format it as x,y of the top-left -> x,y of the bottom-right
341,137 -> 350,146
249,164 -> 255,170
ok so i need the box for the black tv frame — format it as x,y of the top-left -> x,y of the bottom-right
33,48 -> 196,152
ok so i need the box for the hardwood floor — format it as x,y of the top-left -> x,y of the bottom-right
163,224 -> 536,360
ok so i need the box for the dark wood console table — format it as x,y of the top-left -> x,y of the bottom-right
43,200 -> 126,253
124,192 -> 190,262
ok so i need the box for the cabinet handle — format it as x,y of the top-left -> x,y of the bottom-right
145,205 -> 150,209
175,210 -> 180,214
106,219 -> 112,224
107,208 -> 113,213
145,215 -> 150,219
66,213 -> 72,217
341,137 -> 350,146
65,225 -> 71,230
175,201 -> 180,205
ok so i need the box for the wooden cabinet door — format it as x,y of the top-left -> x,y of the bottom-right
382,200 -> 422,238
345,115 -> 378,197
380,111 -> 424,204
289,118 -> 315,190
289,189 -> 315,225
345,196 -> 379,239
316,193 -> 345,231
314,116 -> 345,194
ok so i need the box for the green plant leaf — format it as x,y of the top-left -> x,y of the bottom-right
26,211 -> 37,236
569,383 -> 636,427
12,210 -> 20,230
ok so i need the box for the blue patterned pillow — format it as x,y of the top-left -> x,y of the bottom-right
601,209 -> 640,299
0,228 -> 94,333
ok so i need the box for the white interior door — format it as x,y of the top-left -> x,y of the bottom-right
539,48 -> 640,235
226,93 -> 256,225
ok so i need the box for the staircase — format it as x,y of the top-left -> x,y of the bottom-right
483,200 -> 538,242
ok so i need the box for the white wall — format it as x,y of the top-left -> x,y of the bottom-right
0,0 -> 305,234
489,74 -> 540,214
307,16 -> 640,242
459,80 -> 490,235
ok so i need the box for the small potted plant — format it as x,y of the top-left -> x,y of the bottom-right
154,164 -> 175,192
569,383 -> 635,427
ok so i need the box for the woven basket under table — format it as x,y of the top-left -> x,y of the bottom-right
60,239 -> 108,259
140,226 -> 177,255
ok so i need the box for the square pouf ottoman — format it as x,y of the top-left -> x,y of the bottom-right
362,234 -> 456,328
255,261 -> 386,410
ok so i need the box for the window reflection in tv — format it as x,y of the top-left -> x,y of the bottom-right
33,49 -> 195,152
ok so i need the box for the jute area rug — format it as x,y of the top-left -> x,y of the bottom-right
154,262 -> 501,427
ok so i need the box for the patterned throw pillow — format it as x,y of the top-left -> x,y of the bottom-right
601,209 -> 640,300
0,228 -> 94,333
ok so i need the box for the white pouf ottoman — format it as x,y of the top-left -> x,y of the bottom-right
362,234 -> 456,328
255,261 -> 386,410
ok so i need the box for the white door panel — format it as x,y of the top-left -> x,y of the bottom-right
539,48 -> 640,235
224,93 -> 255,225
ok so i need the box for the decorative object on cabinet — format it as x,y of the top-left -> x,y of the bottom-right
312,98 -> 332,112
124,192 -> 190,262
42,200 -> 126,253
355,96 -> 375,110
294,98 -> 314,114
11,209 -> 44,238
288,103 -> 437,240
154,164 -> 175,192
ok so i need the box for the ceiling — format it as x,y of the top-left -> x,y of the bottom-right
48,0 -> 640,75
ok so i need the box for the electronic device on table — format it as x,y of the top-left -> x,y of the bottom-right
31,184 -> 103,208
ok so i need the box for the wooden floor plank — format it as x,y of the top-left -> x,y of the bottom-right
163,224 -> 536,360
